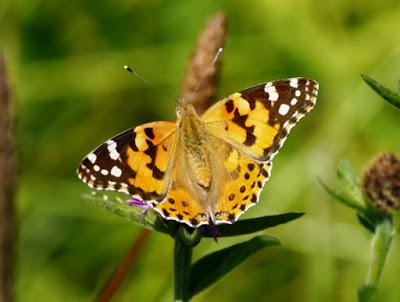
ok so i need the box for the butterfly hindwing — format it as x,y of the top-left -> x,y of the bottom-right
202,78 -> 318,162
214,146 -> 272,224
77,121 -> 176,202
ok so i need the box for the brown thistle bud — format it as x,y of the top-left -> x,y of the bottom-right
363,153 -> 400,211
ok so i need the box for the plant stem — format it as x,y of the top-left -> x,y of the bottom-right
0,53 -> 16,302
97,229 -> 151,302
358,218 -> 393,302
174,234 -> 193,302
366,218 -> 392,286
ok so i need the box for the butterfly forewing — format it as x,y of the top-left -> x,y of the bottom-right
202,78 -> 318,162
77,121 -> 177,202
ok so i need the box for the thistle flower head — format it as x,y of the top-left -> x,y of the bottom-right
363,153 -> 400,211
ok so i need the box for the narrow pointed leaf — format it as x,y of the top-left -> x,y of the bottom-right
203,212 -> 304,238
337,159 -> 364,204
362,74 -> 400,110
188,235 -> 279,298
319,178 -> 366,213
83,193 -> 171,235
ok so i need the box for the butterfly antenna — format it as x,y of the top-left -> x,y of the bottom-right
187,47 -> 223,103
124,65 -> 178,102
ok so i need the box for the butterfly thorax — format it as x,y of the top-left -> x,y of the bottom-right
177,104 -> 212,189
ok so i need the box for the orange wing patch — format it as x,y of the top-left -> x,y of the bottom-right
124,122 -> 177,201
203,93 -> 280,160
154,184 -> 208,227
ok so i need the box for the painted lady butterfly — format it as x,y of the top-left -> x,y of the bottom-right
77,78 -> 318,227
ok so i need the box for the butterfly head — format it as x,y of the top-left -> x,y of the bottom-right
176,99 -> 198,119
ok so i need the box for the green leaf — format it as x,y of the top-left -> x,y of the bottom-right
336,159 -> 364,205
188,235 -> 279,298
318,177 -> 365,213
83,193 -> 171,235
361,74 -> 400,110
358,285 -> 377,302
203,213 -> 304,238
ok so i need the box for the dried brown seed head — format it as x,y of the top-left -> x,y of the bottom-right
181,12 -> 228,115
363,153 -> 400,211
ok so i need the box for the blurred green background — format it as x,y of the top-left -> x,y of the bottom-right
1,0 -> 400,301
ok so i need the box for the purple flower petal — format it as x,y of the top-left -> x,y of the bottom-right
127,198 -> 151,216
128,197 -> 148,208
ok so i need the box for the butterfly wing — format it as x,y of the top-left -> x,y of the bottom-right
202,78 -> 318,162
77,121 -> 177,203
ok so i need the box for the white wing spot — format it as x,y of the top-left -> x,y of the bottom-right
107,141 -> 117,150
289,78 -> 299,88
279,104 -> 290,115
106,140 -> 120,160
290,98 -> 298,105
295,90 -> 301,97
306,94 -> 311,100
111,166 -> 122,177
109,149 -> 120,160
94,165 -> 100,172
264,85 -> 279,101
88,153 -> 97,163
101,169 -> 109,176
